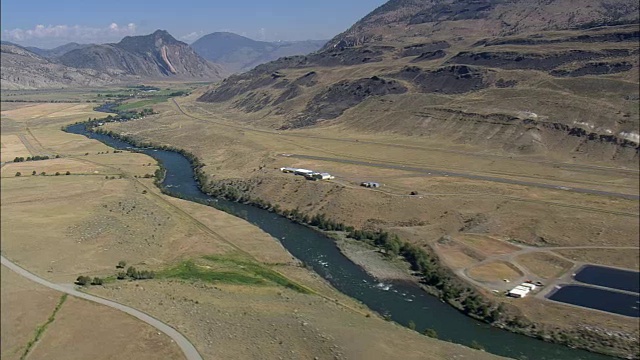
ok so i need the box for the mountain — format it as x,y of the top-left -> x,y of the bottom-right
190,32 -> 326,73
1,43 -> 115,90
25,42 -> 93,58
58,30 -> 225,80
197,0 -> 640,163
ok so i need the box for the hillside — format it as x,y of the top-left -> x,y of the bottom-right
197,0 -> 640,164
190,32 -> 326,73
25,42 -> 93,58
0,43 -> 115,90
58,30 -> 225,80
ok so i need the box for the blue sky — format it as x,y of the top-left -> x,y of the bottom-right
1,0 -> 387,48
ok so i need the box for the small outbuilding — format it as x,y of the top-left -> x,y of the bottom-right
361,182 -> 380,188
311,172 -> 335,180
508,285 -> 531,298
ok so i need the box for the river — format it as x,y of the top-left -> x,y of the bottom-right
66,123 -> 617,360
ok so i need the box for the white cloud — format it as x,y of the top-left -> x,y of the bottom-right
179,31 -> 204,43
2,23 -> 137,45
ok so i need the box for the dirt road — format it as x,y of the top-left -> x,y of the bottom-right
1,255 -> 201,360
287,154 -> 640,201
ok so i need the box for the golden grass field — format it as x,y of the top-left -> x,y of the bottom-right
467,261 -> 523,283
0,134 -> 30,162
1,101 -> 502,359
0,266 -> 184,360
516,252 -> 574,279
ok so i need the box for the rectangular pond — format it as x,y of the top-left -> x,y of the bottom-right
548,285 -> 640,317
574,265 -> 639,293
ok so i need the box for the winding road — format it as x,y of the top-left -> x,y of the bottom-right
1,255 -> 203,360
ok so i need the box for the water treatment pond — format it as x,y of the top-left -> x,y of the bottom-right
66,123 -> 618,360
548,285 -> 640,318
574,265 -> 640,293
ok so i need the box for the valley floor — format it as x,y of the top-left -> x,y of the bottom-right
90,95 -> 639,357
0,100 -> 501,359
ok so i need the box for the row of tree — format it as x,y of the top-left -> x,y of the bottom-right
13,155 -> 57,162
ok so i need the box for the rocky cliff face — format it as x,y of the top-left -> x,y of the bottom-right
57,30 -> 225,80
0,43 -> 115,90
197,0 -> 639,163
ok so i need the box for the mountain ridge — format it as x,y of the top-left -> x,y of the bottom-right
57,30 -> 225,80
196,0 -> 640,164
190,32 -> 327,73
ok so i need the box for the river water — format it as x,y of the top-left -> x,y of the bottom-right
66,123 -> 617,360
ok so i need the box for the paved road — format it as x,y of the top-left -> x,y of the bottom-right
286,154 -> 640,200
1,255 -> 203,360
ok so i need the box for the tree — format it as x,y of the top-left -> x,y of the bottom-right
91,277 -> 104,285
117,260 -> 127,269
65,171 -> 71,175
424,328 -> 438,339
15,172 -> 21,177
408,320 -> 416,331
55,172 -> 60,176
76,275 -> 91,286
32,170 -> 37,176
40,172 -> 46,176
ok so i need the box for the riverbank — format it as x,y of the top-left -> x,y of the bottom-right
334,237 -> 414,282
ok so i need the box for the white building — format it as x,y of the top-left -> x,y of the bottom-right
520,283 -> 537,291
508,285 -> 531,298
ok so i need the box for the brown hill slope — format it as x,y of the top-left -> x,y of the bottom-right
58,30 -> 225,80
0,43 -> 115,90
197,0 -> 639,164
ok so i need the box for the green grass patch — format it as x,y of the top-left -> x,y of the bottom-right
160,256 -> 310,293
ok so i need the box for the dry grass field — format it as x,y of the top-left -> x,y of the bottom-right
467,261 -> 523,283
0,266 -> 61,360
516,252 -> 574,279
553,248 -> 640,271
0,266 -> 184,360
27,296 -> 185,360
0,134 -> 31,162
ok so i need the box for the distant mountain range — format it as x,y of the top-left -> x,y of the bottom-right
25,42 -> 93,59
190,32 -> 327,73
56,30 -> 225,79
1,30 -> 326,89
1,30 -> 226,89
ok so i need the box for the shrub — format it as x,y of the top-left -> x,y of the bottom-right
117,260 -> 127,269
424,328 -> 438,338
91,277 -> 104,285
40,172 -> 46,176
65,171 -> 71,175
15,172 -> 21,177
32,170 -> 37,176
116,272 -> 127,280
55,172 -> 60,176
408,320 -> 416,331
75,276 -> 91,286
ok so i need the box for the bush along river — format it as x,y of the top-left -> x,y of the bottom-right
66,123 -> 619,360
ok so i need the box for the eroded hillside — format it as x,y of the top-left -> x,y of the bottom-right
197,0 -> 640,164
